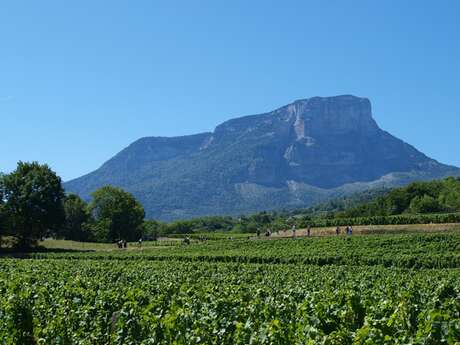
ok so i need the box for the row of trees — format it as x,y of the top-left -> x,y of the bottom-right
142,211 -> 295,236
0,162 -> 145,248
61,186 -> 145,243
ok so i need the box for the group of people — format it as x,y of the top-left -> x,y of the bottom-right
116,238 -> 144,249
291,224 -> 354,238
117,239 -> 128,249
256,229 -> 273,237
335,226 -> 353,235
292,225 -> 312,238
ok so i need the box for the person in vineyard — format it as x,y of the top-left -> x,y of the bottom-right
307,225 -> 311,237
292,224 -> 296,238
346,226 -> 351,235
336,226 -> 340,236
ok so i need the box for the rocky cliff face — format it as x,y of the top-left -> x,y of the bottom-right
65,95 -> 460,220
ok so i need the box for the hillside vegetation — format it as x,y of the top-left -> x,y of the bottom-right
267,176 -> 460,228
337,177 -> 460,217
143,177 -> 460,236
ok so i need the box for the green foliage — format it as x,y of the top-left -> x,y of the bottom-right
31,232 -> 460,269
58,194 -> 92,241
1,163 -> 147,244
167,220 -> 196,234
293,188 -> 390,216
339,177 -> 460,218
158,213 -> 278,235
163,178 -> 460,235
163,216 -> 235,234
1,162 -> 65,248
410,194 -> 442,213
88,186 -> 145,242
1,232 -> 459,344
273,177 -> 460,228
143,219 -> 167,240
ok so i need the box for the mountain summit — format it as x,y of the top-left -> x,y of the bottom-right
65,95 -> 459,220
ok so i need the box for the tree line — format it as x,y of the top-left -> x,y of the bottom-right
143,212 -> 284,238
2,161 -> 459,246
334,177 -> 460,218
0,162 -> 144,248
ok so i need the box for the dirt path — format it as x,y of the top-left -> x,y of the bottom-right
270,223 -> 460,239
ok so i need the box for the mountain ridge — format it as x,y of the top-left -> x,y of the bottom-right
65,95 -> 460,220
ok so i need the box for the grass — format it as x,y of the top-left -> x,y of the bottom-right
39,238 -> 181,251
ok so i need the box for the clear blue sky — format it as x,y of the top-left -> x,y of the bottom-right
1,1 -> 459,181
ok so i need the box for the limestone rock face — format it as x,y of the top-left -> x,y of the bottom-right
65,95 -> 460,220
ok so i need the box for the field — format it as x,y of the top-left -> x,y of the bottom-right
1,229 -> 459,344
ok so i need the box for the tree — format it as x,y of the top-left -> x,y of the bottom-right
143,220 -> 167,240
2,162 -> 65,248
59,194 -> 91,241
409,195 -> 442,214
88,186 -> 145,242
438,177 -> 460,212
167,220 -> 195,234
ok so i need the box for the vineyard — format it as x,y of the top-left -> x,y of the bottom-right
1,232 -> 459,344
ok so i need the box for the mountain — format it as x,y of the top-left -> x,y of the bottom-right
65,95 -> 460,220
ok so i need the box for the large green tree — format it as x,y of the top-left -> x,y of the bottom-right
2,162 -> 65,247
60,194 -> 91,241
88,186 -> 145,242
409,195 -> 442,214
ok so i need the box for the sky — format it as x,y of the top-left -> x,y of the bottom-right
1,1 -> 459,181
